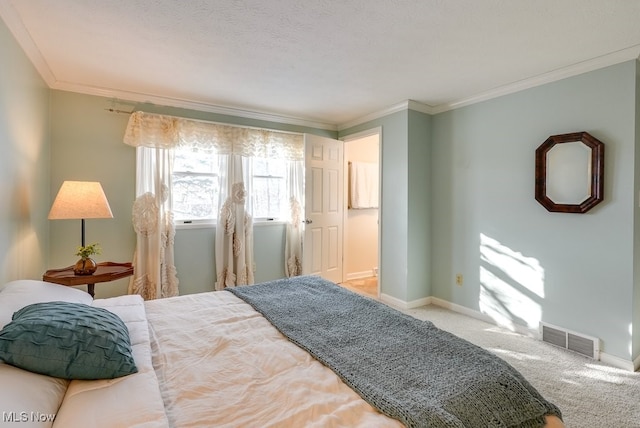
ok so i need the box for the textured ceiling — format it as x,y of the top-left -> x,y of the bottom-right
2,0 -> 640,129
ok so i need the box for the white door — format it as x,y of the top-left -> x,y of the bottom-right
303,134 -> 344,283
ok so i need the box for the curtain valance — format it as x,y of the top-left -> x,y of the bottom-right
123,111 -> 304,161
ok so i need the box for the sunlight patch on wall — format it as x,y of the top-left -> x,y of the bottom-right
479,233 -> 544,330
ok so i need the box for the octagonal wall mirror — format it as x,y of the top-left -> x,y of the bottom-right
535,132 -> 604,213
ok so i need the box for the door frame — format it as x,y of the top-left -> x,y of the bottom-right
340,127 -> 382,295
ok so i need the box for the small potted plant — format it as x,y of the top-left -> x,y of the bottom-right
74,243 -> 101,275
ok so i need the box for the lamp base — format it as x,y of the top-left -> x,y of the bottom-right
74,258 -> 97,276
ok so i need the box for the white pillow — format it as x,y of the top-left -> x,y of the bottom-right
0,280 -> 93,329
0,362 -> 68,428
0,281 -> 93,427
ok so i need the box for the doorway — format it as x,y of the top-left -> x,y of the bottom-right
341,128 -> 381,298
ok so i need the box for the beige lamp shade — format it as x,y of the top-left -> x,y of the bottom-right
48,181 -> 113,220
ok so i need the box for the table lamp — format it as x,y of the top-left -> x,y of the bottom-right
48,181 -> 113,247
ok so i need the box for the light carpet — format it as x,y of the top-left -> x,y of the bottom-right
398,305 -> 640,428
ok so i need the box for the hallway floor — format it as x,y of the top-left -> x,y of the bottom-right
340,276 -> 378,299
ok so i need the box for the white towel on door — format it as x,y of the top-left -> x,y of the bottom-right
350,162 -> 379,209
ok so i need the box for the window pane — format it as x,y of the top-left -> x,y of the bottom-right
253,157 -> 269,176
254,157 -> 285,177
269,159 -> 285,176
253,177 -> 283,218
173,174 -> 218,220
174,147 -> 216,173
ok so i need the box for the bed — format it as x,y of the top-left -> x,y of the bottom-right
0,276 -> 563,427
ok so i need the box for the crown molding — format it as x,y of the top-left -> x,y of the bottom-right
431,44 -> 640,114
406,99 -> 435,115
51,80 -> 338,131
337,101 -> 407,131
337,100 -> 434,131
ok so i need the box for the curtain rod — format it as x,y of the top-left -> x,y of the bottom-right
105,108 -> 134,114
107,107 -> 304,137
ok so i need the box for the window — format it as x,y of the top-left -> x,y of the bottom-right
172,148 -> 289,223
252,157 -> 286,220
172,146 -> 219,222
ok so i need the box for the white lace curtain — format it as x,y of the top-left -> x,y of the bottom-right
128,147 -> 179,299
285,160 -> 304,276
124,111 -> 305,292
214,155 -> 254,289
124,111 -> 303,159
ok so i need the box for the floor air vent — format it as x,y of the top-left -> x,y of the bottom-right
540,323 -> 600,359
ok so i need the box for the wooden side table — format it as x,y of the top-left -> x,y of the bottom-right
43,262 -> 134,298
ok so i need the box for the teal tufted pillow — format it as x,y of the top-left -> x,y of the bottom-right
0,301 -> 138,380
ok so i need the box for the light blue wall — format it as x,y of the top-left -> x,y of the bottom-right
0,18 -> 50,283
431,61 -> 638,361
407,110 -> 432,301
340,110 -> 432,302
49,91 -> 135,297
174,222 -> 287,295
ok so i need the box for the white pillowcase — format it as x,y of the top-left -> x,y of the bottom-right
0,280 -> 93,427
0,280 -> 93,330
0,363 -> 69,427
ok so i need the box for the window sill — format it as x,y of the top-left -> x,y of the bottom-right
175,219 -> 287,230
254,219 -> 287,227
175,221 -> 215,230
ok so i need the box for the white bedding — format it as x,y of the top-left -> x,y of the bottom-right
1,281 -> 563,427
53,295 -> 169,428
144,291 -> 403,428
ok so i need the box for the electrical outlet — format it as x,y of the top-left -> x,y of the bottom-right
455,274 -> 463,286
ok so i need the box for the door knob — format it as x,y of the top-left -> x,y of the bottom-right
303,219 -> 313,224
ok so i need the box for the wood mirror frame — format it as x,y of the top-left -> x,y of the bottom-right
535,132 -> 604,213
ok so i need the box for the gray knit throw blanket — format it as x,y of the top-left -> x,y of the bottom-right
228,276 -> 562,428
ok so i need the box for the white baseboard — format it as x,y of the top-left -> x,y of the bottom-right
345,270 -> 377,281
380,293 -> 431,309
599,352 -> 638,372
379,293 -> 406,308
